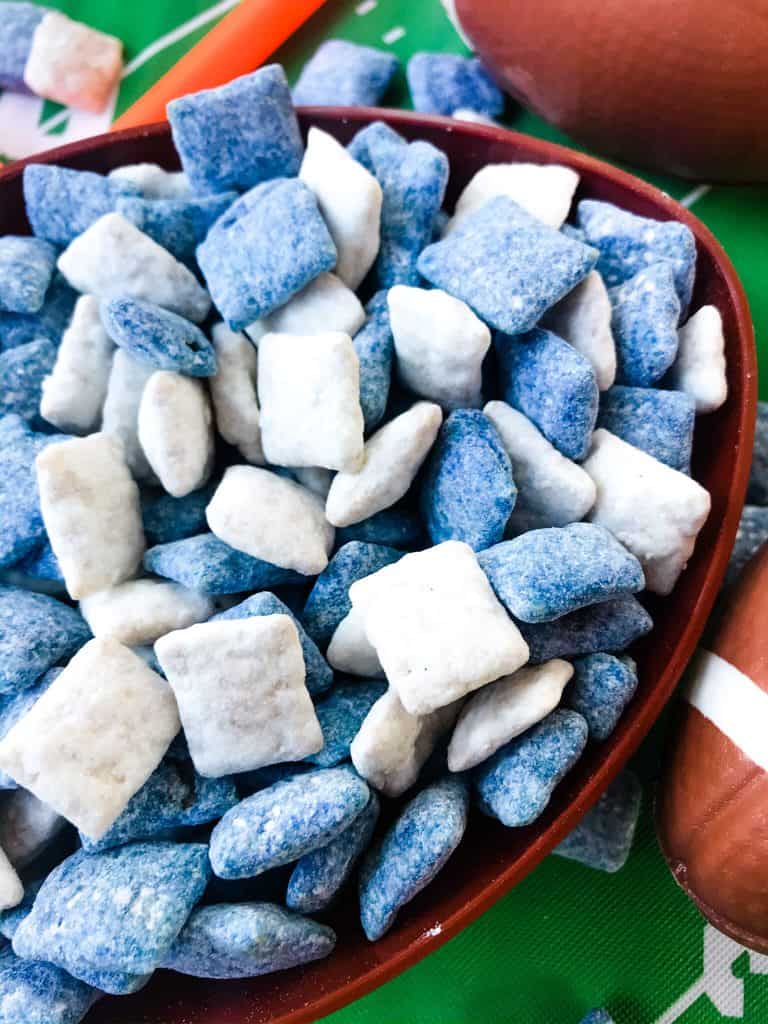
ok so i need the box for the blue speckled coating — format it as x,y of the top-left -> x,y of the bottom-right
0,338 -> 56,423
579,1010 -> 615,1024
209,767 -> 370,879
407,53 -> 504,117
609,264 -> 681,386
143,532 -> 303,594
293,39 -> 398,106
116,192 -> 237,268
0,946 -> 99,1024
100,297 -> 216,377
0,273 -> 77,353
565,653 -> 639,741
359,776 -> 469,941
421,409 -> 516,551
0,667 -> 60,787
141,483 -> 217,546
336,504 -> 423,550
0,880 -> 42,939
555,769 -> 641,873
496,328 -> 599,461
479,524 -> 644,623
12,842 -> 211,976
287,791 -> 379,913
517,596 -> 653,664
13,538 -> 64,582
354,293 -> 394,433
349,121 -> 449,288
301,541 -> 402,649
598,385 -> 695,472
0,4 -> 45,92
162,901 -> 335,979
474,709 -> 588,827
307,679 -> 388,769
0,237 -> 57,315
726,505 -> 768,586
23,164 -> 140,248
577,199 -> 696,314
418,196 -> 597,335
197,177 -> 336,330
748,401 -> 768,504
212,592 -> 333,697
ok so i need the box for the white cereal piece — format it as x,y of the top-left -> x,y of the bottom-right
0,638 -> 180,840
0,789 -> 65,869
80,579 -> 214,646
101,349 -> 156,482
325,401 -> 443,527
206,465 -> 335,575
244,320 -> 267,347
109,163 -> 192,199
293,467 -> 334,498
265,273 -> 365,338
155,617 -> 322,777
40,295 -> 114,434
350,541 -> 529,716
138,372 -> 214,498
669,305 -> 728,413
445,162 -> 580,233
387,286 -> 491,410
484,400 -> 596,532
23,10 -> 122,114
451,108 -> 497,125
258,331 -> 365,472
542,270 -> 617,390
299,127 -> 383,290
36,433 -> 145,600
350,689 -> 460,797
584,429 -> 711,595
0,845 -> 22,911
327,606 -> 384,678
209,323 -> 264,465
447,659 -> 574,772
57,213 -> 211,323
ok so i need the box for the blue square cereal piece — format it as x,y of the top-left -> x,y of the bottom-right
0,4 -> 45,92
197,177 -> 336,330
337,504 -> 423,550
748,401 -> 768,504
518,595 -> 652,664
407,52 -> 503,117
0,415 -> 63,566
100,297 -> 216,377
0,338 -> 56,422
143,532 -> 304,594
473,709 -> 588,826
0,273 -> 77,353
555,769 -> 641,873
354,292 -> 394,433
307,679 -> 388,769
598,385 -> 695,472
0,668 -> 60,787
212,592 -> 333,697
168,65 -> 303,195
725,505 -> 768,587
421,409 -> 516,551
349,121 -> 449,288
418,196 -> 598,334
609,263 -> 681,386
302,541 -> 402,648
209,767 -> 370,879
287,791 -> 379,913
0,237 -> 57,315
12,842 -> 211,976
161,902 -> 335,979
577,198 -> 696,313
565,653 -> 639,739
496,327 -> 599,460
0,947 -> 99,1024
293,39 -> 399,106
116,192 -> 237,268
579,1011 -> 615,1024
359,776 -> 468,941
13,538 -> 64,583
23,164 -> 141,248
141,483 -> 217,546
479,523 -> 644,624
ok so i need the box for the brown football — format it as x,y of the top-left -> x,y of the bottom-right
453,0 -> 768,182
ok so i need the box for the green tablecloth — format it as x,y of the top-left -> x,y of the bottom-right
2,2 -> 767,1021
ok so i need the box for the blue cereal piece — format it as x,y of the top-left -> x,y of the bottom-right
354,294 -> 394,433
517,596 -> 653,664
748,401 -> 768,504
209,767 -> 370,879
725,505 -> 768,586
349,122 -> 449,287
162,902 -> 336,979
418,196 -> 597,335
12,842 -> 211,977
302,541 -> 402,648
212,592 -> 333,697
579,1011 -> 615,1024
0,668 -> 59,787
577,198 -> 696,313
197,177 -> 336,330
168,65 -> 303,194
609,264 -> 681,385
336,504 -> 423,550
359,776 -> 469,941
0,3 -> 45,92
0,880 -> 42,940
141,483 -> 217,545
0,273 -> 77,352
421,409 -> 516,551
0,947 -> 99,1024
555,769 -> 642,873
496,328 -> 599,461
566,653 -> 639,740
307,679 -> 388,768
287,791 -> 380,913
0,415 -> 63,566
13,538 -> 64,583
294,39 -> 398,106
143,532 -> 304,594
0,338 -> 56,422
598,385 -> 695,472
474,709 -> 588,826
100,297 -> 216,377
116,192 -> 237,267
23,164 -> 140,248
0,237 -> 57,315
407,53 -> 503,117
479,523 -> 644,623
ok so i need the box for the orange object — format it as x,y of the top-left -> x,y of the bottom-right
113,0 -> 327,130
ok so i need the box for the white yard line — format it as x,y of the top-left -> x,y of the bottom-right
679,184 -> 712,208
356,0 -> 378,14
382,26 -> 406,44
